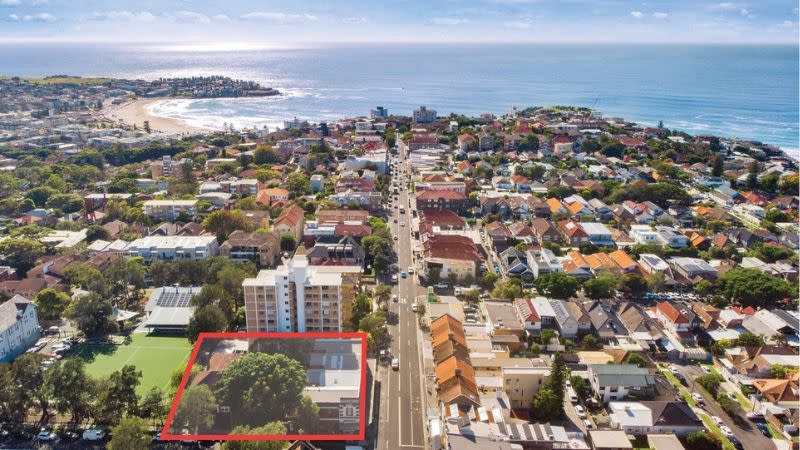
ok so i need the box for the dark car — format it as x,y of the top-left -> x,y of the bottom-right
728,436 -> 744,450
756,423 -> 771,437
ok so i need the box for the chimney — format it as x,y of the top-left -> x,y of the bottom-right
455,368 -> 462,378
448,332 -> 455,341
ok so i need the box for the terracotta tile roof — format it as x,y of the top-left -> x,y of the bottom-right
333,224 -> 372,237
274,204 -> 305,228
657,301 -> 689,324
546,198 -> 565,214
423,235 -> 482,262
609,249 -> 637,270
584,252 -> 618,271
558,220 -> 588,238
417,189 -> 466,201
513,298 -> 540,323
419,210 -> 466,228
431,314 -> 468,349
752,378 -> 799,404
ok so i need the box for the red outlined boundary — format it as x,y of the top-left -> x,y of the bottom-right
161,331 -> 369,441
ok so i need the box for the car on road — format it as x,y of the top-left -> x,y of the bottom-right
582,419 -> 593,429
701,366 -> 712,374
401,271 -> 407,278
408,267 -> 414,274
37,429 -> 56,441
28,339 -> 47,353
676,373 -> 687,385
391,357 -> 399,370
393,235 -> 398,240
746,412 -> 765,421
719,425 -> 733,437
756,423 -> 771,437
391,274 -> 398,283
575,405 -> 586,419
711,415 -> 724,426
44,326 -> 60,335
411,303 -> 418,312
669,365 -> 679,374
392,295 -> 398,303
82,429 -> 106,441
692,392 -> 704,405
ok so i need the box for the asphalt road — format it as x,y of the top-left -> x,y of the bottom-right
377,152 -> 426,450
675,364 -> 775,450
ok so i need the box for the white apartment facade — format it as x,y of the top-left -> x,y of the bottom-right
125,235 -> 219,264
142,199 -> 198,222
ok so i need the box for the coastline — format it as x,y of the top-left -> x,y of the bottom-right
102,99 -> 213,135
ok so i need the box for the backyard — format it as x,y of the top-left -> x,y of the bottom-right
74,333 -> 193,395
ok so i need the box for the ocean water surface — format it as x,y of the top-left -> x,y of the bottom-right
0,43 -> 797,152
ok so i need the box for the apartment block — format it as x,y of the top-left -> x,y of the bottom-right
142,199 -> 198,222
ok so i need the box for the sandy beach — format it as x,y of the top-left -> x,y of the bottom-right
103,99 -> 212,135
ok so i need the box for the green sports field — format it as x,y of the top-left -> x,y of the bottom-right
74,333 -> 193,395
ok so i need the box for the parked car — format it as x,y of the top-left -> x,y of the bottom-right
669,365 -> 679,374
720,425 -> 734,437
411,303 -> 418,313
575,405 -> 586,419
711,415 -> 724,426
583,419 -> 593,429
746,412 -> 765,421
82,429 -> 106,441
392,295 -> 398,303
756,423 -> 771,437
701,366 -> 712,374
692,393 -> 704,405
401,271 -> 407,278
391,357 -> 400,370
37,428 -> 56,442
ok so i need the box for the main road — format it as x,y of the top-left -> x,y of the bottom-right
376,150 -> 427,449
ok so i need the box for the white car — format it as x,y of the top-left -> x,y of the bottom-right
391,357 -> 400,370
669,365 -> 679,374
692,392 -> 704,404
720,425 -> 734,437
575,405 -> 586,419
392,295 -> 398,303
583,419 -> 593,429
37,429 -> 56,441
82,429 -> 106,441
711,415 -> 724,426
411,303 -> 418,312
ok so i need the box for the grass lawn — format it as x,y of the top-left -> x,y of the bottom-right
699,413 -> 735,450
765,422 -> 786,440
74,333 -> 193,395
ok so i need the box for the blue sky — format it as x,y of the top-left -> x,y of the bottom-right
0,0 -> 797,44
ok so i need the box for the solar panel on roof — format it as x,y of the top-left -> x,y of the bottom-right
155,291 -> 194,308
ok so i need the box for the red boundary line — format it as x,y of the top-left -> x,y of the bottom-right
161,331 -> 368,441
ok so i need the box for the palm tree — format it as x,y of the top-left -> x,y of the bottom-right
771,333 -> 788,346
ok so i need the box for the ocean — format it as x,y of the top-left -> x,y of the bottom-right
1,43 -> 797,153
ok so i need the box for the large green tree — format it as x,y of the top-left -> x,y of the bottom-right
223,422 -> 288,450
214,353 -> 307,427
203,209 -> 254,241
34,288 -> 71,320
173,384 -> 217,434
583,275 -> 618,299
534,272 -> 580,299
66,292 -> 118,336
187,305 -> 229,343
93,365 -> 142,425
108,416 -> 150,450
46,358 -> 94,425
716,267 -> 796,307
0,237 -> 46,273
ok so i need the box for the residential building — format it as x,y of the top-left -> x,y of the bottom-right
589,364 -> 656,403
273,204 -> 305,242
242,253 -> 358,332
422,235 -> 483,281
219,230 -> 281,267
580,222 -> 615,247
0,295 -> 40,363
416,190 -> 468,213
142,199 -> 197,222
412,106 -> 437,123
125,235 -> 219,264
608,401 -> 702,436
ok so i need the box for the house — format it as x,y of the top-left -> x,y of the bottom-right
255,188 -> 289,207
580,222 -> 615,247
418,210 -> 466,230
513,298 -> 541,333
588,430 -> 633,450
550,299 -> 579,338
752,376 -> 799,408
655,301 -> 691,336
416,190 -> 468,213
306,236 -> 365,267
558,220 -> 590,247
485,221 -> 512,247
498,247 -> 533,281
0,277 -> 48,299
588,364 -> 656,403
0,295 -> 40,363
655,226 -> 688,248
527,248 -> 563,278
273,205 -> 305,242
422,235 -> 483,282
629,225 -> 659,246
530,218 -> 563,243
667,257 -> 717,282
608,401 -> 702,436
219,230 -> 281,267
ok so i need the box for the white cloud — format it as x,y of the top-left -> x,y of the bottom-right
6,13 -> 17,20
87,11 -> 156,22
630,11 -> 643,19
23,12 -> 54,22
777,20 -> 794,28
431,17 -> 468,25
240,12 -> 318,23
739,8 -> 752,18
30,0 -> 48,5
211,14 -> 229,22
342,16 -> 367,24
173,10 -> 210,23
0,0 -> 20,6
504,20 -> 532,29
712,2 -> 737,10
652,12 -> 669,19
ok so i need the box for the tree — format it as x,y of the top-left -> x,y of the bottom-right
583,275 -> 618,299
736,331 -> 766,347
286,172 -> 311,198
711,154 -> 724,177
104,257 -> 147,307
711,339 -> 730,356
34,288 -> 71,320
46,358 -> 93,425
0,237 -> 46,273
570,375 -> 588,397
717,392 -> 740,416
85,224 -> 111,242
351,292 -> 372,327
109,416 -> 149,450
202,210 -> 254,241
746,161 -> 759,189
93,365 -> 142,425
10,353 -> 50,422
480,272 -> 499,290
717,267 -> 796,307
143,120 -> 151,133
617,273 -> 648,296
17,197 -> 34,213
693,279 -> 713,297
492,278 -> 523,300
295,394 -> 320,433
215,353 -> 307,427
581,334 -> 600,350
361,234 -> 393,275
187,305 -> 228,343
173,384 -> 217,434
686,430 -> 722,450
530,387 -> 561,421
625,353 -> 647,368
280,233 -> 297,251
192,284 -> 237,324
646,272 -> 666,293
373,285 -> 392,304
534,272 -> 580,299
696,373 -> 724,396
223,422 -> 288,450
359,311 -> 389,354
45,193 -> 83,213
25,185 -> 57,207
548,352 -> 567,406
540,328 -> 557,346
66,292 -> 118,336
253,145 -> 279,165
428,266 -> 441,285
139,387 -> 168,427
